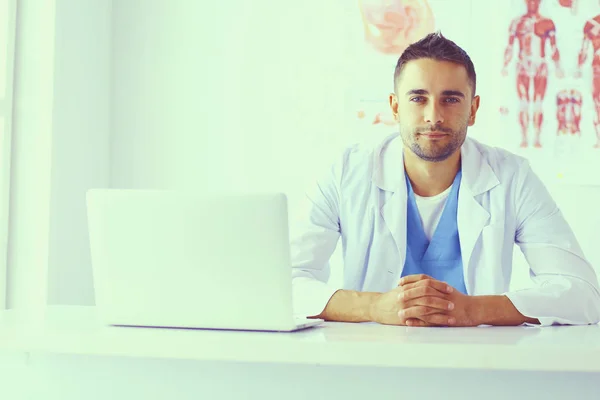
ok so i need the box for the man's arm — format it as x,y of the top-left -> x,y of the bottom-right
471,295 -> 540,326
505,160 -> 600,326
314,280 -> 456,326
310,290 -> 377,322
290,149 -> 347,318
399,275 -> 539,327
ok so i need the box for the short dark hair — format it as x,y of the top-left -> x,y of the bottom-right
393,32 -> 477,97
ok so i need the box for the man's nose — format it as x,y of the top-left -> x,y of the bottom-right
424,102 -> 444,125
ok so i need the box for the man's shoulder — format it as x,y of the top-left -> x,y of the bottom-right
465,137 -> 529,179
331,133 -> 394,170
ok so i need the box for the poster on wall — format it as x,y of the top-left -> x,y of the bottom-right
489,0 -> 600,185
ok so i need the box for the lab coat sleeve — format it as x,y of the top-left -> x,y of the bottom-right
505,160 -> 600,326
290,155 -> 345,318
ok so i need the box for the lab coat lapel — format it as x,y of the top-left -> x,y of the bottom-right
381,190 -> 408,271
457,138 -> 499,294
372,135 -> 408,272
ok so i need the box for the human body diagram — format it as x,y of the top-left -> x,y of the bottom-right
575,14 -> 600,148
502,0 -> 564,149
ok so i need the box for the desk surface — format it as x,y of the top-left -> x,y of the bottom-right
1,306 -> 599,372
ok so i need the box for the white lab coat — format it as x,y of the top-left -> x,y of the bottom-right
290,133 -> 600,326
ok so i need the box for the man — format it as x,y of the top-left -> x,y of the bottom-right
291,32 -> 600,327
501,0 -> 563,149
575,11 -> 600,149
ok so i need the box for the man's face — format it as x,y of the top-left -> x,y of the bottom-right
526,0 -> 541,13
389,58 -> 480,162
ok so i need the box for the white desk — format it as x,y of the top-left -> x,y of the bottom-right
1,306 -> 599,399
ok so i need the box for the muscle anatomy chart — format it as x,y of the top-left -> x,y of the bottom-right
576,13 -> 600,148
502,0 -> 564,149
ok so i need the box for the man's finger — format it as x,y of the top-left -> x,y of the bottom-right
398,285 -> 450,302
398,305 -> 444,319
405,318 -> 434,327
398,274 -> 432,286
400,279 -> 454,295
418,313 -> 456,326
400,293 -> 455,312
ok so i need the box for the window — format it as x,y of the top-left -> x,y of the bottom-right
0,0 -> 17,309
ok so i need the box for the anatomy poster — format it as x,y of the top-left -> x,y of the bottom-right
487,0 -> 600,184
343,0 -> 600,185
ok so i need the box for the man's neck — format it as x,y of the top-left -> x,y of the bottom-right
403,148 -> 461,197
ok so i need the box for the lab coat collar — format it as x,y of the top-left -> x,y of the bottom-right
371,133 -> 500,196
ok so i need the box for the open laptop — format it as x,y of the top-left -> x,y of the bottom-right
86,189 -> 323,332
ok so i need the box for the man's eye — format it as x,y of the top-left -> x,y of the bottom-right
445,97 -> 460,103
410,96 -> 425,102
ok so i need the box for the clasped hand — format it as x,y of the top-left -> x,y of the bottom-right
370,274 -> 477,327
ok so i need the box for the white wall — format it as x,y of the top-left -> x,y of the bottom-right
7,0 -> 111,308
46,0 -> 111,305
111,0 -> 239,192
111,0 -> 352,194
6,0 -> 56,309
0,0 -> 17,310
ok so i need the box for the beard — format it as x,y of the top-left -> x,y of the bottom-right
399,120 -> 469,162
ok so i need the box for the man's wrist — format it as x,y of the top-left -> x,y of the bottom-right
318,290 -> 381,323
466,295 -> 485,326
367,292 -> 382,322
469,295 -> 540,326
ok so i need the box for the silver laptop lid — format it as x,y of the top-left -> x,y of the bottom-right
86,190 -> 296,330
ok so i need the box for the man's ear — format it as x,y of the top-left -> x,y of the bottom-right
389,92 -> 399,120
468,95 -> 481,126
